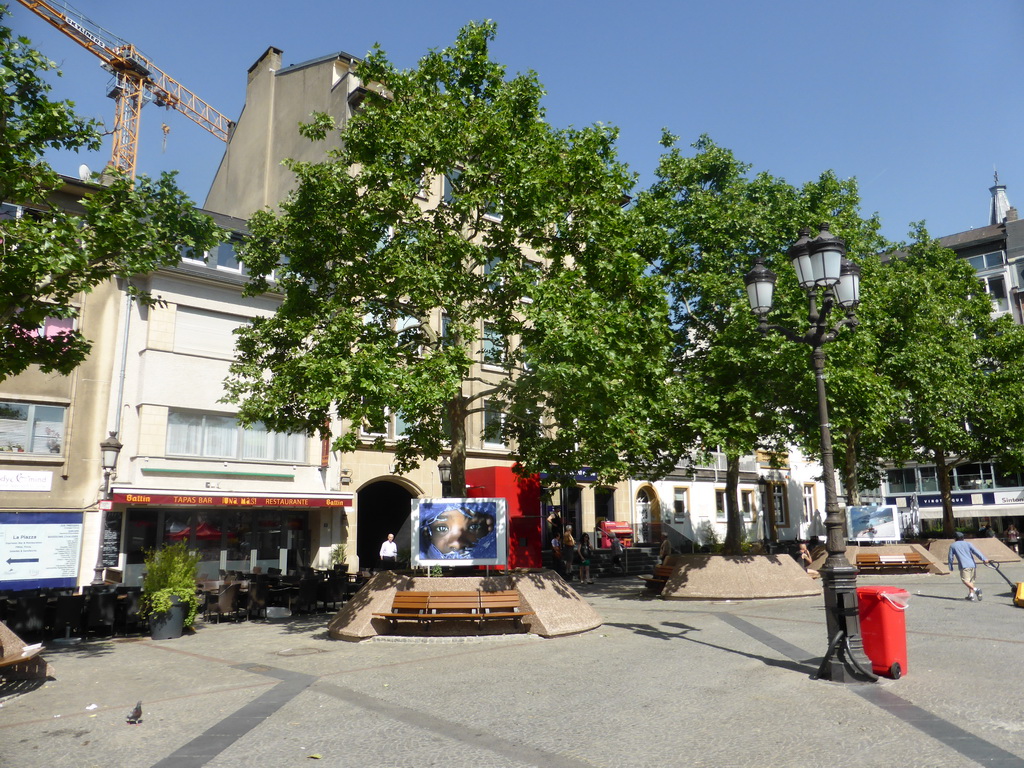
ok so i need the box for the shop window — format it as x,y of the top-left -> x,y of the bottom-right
0,400 -> 66,454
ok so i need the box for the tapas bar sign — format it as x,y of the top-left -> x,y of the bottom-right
111,492 -> 351,508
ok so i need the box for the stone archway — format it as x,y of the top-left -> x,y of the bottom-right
357,480 -> 415,570
635,485 -> 662,545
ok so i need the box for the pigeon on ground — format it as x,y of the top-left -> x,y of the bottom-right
126,701 -> 142,724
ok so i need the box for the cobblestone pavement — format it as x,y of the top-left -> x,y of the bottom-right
2,564 -> 1024,768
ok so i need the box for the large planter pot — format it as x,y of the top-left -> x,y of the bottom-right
149,598 -> 186,640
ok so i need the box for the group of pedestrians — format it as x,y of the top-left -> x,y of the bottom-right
550,524 -> 596,583
548,510 -> 599,583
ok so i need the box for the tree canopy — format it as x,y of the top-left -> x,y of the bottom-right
863,225 -> 1024,535
226,21 -> 674,491
0,7 -> 221,381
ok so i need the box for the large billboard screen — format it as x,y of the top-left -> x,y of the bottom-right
411,498 -> 507,567
847,504 -> 900,542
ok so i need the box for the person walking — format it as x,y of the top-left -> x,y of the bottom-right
578,533 -> 594,584
1005,524 -> 1020,555
948,531 -> 989,601
561,525 -> 576,581
379,533 -> 398,570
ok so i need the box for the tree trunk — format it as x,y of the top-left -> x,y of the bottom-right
935,450 -> 955,537
723,453 -> 743,555
447,393 -> 468,497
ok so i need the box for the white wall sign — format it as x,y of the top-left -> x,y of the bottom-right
0,470 -> 53,492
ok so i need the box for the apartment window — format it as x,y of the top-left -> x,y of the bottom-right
673,487 -> 688,523
984,275 -> 1009,312
214,240 -> 242,272
167,410 -> 305,462
742,490 -> 755,522
484,256 -> 501,290
359,410 -> 413,440
483,401 -> 505,447
954,462 -> 992,491
802,485 -> 815,523
179,244 -> 206,264
967,251 -> 1004,271
995,464 -> 1024,489
482,322 -> 506,367
174,307 -> 247,359
886,467 -> 916,494
394,411 -> 413,438
396,315 -> 422,354
442,169 -> 462,205
0,401 -> 66,454
771,484 -> 789,527
483,198 -> 503,222
715,489 -> 726,522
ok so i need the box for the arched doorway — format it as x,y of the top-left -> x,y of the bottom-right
635,486 -> 662,546
357,480 -> 415,571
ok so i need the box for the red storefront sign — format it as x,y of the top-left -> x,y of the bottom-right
111,492 -> 351,508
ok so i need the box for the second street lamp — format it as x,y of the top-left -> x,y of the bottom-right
744,223 -> 875,684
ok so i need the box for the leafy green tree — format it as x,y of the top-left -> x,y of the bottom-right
776,173 -> 894,507
226,22 -> 674,492
636,135 -> 810,554
0,7 -> 221,381
864,224 -> 1024,536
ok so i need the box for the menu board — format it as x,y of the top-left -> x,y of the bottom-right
0,512 -> 83,591
101,512 -> 120,568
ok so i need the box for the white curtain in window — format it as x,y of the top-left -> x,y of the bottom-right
167,411 -> 204,455
203,414 -> 238,458
242,421 -> 269,460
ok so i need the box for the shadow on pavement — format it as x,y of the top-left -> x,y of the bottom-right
604,619 -> 820,677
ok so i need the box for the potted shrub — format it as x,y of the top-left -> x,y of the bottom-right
140,542 -> 201,639
330,543 -> 348,573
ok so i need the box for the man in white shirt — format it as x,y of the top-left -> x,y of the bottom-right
379,533 -> 398,570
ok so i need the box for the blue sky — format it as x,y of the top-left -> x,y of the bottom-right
10,0 -> 1024,243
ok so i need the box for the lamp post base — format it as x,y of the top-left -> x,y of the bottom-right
815,564 -> 877,683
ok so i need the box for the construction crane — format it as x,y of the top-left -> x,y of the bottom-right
16,0 -> 234,177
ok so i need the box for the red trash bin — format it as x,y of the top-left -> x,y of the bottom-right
857,586 -> 910,679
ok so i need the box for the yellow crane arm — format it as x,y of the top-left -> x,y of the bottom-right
15,0 -> 233,176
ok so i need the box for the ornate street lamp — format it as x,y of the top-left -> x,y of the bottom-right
93,431 -> 123,585
744,223 -> 875,683
437,455 -> 452,498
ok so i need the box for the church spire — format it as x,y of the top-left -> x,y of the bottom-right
990,170 -> 1012,225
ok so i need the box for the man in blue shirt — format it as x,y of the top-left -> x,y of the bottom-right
948,531 -> 989,601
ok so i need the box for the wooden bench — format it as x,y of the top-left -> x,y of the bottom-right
638,564 -> 675,594
373,590 -> 534,628
855,552 -> 928,572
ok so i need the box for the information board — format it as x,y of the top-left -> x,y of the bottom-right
0,512 -> 83,591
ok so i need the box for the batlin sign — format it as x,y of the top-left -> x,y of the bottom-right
112,492 -> 351,508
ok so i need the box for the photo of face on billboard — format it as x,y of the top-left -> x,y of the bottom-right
411,498 -> 507,567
